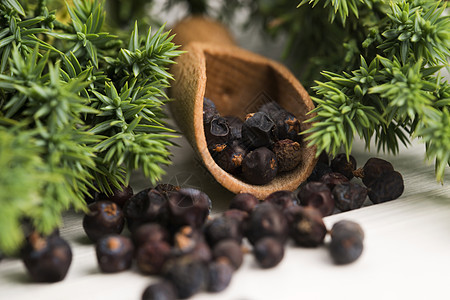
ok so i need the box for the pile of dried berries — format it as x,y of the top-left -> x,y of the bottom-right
204,98 -> 304,185
302,154 -> 404,214
14,154 -> 404,297
82,184 -> 366,299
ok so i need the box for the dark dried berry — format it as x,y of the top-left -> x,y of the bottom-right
212,239 -> 243,270
242,147 -> 278,185
167,188 -> 211,229
367,170 -> 404,204
142,281 -> 177,300
123,188 -> 168,231
163,256 -> 207,299
320,172 -> 349,190
136,241 -> 172,275
246,202 -> 288,245
272,139 -> 302,172
173,226 -> 212,263
132,223 -> 170,248
330,153 -> 357,180
205,116 -> 230,152
264,190 -> 298,209
355,157 -> 394,187
284,206 -> 326,247
203,97 -> 219,124
241,112 -> 277,149
332,182 -> 367,212
83,201 -> 125,242
224,115 -> 243,140
96,235 -> 134,273
329,220 -> 364,265
259,101 -> 283,115
229,193 -> 259,213
204,216 -> 243,247
272,111 -> 303,144
253,237 -> 285,269
222,209 -> 250,234
332,220 -> 365,240
207,260 -> 234,292
21,232 -> 72,282
97,184 -> 134,208
307,162 -> 332,182
214,140 -> 247,174
297,182 -> 335,217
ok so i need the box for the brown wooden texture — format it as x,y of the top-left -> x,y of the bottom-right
169,17 -> 317,199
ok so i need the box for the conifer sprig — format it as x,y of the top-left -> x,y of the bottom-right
302,0 -> 449,182
0,0 -> 181,254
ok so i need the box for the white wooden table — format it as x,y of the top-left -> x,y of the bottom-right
1,136 -> 449,300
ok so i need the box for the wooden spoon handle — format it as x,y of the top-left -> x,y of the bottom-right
171,16 -> 236,48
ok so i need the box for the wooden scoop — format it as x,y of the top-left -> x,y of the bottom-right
168,17 -> 317,199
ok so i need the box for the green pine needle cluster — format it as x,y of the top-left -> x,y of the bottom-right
0,0 -> 181,254
301,0 -> 450,182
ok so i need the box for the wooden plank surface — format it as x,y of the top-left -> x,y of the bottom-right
1,137 -> 449,300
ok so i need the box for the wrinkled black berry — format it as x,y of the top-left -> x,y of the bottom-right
264,190 -> 298,210
207,260 -> 234,292
214,140 -> 247,174
297,182 -> 335,217
212,239 -> 243,270
21,232 -> 72,282
205,116 -> 230,153
123,188 -> 168,231
259,102 -> 302,143
136,240 -> 172,275
246,202 -> 288,245
224,115 -> 243,140
229,193 -> 259,214
222,209 -> 250,235
163,255 -> 207,299
142,281 -> 177,300
253,237 -> 285,269
96,235 -> 134,273
173,226 -> 212,263
241,112 -> 277,149
329,220 -> 364,265
307,162 -> 332,182
330,153 -> 357,180
273,139 -> 302,172
284,206 -> 327,247
320,172 -> 349,190
167,188 -> 211,229
97,184 -> 134,208
203,97 -> 218,124
204,216 -> 243,247
242,147 -> 278,185
355,157 -> 394,187
272,111 -> 303,144
368,170 -> 404,204
333,182 -> 368,212
259,101 -> 283,115
83,201 -> 125,242
132,223 -> 170,248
